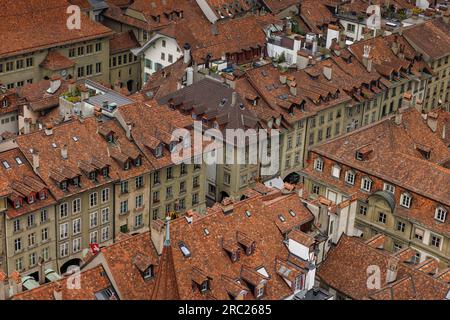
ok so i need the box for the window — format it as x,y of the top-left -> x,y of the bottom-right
378,212 -> 387,224
166,186 -> 173,200
90,231 -> 98,244
192,193 -> 199,205
59,203 -> 68,218
60,223 -> 68,239
412,251 -> 421,264
16,59 -> 24,69
161,52 -> 165,61
77,46 -> 84,56
383,183 -> 395,194
41,209 -> 48,223
27,214 -> 35,228
359,205 -> 367,215
96,62 -> 102,74
26,57 -> 33,67
330,164 -> 341,178
73,218 -> 81,235
101,226 -> 110,242
28,233 -> 36,247
90,212 -> 98,228
101,188 -> 110,203
430,234 -> 442,248
361,177 -> 372,192
120,200 -> 128,214
72,198 -> 81,214
14,238 -> 22,252
168,54 -> 173,63
152,208 -> 159,220
90,192 -> 98,208
135,176 -> 144,189
143,266 -> 154,279
397,221 -> 405,232
77,66 -> 84,78
135,214 -> 143,228
314,157 -> 323,171
136,195 -> 144,208
345,171 -> 355,185
60,243 -> 69,257
86,64 -> 93,76
393,243 -> 403,252
120,181 -> 129,194
29,253 -> 37,267
101,208 -> 110,224
166,167 -> 173,180
153,171 -> 160,185
69,48 -> 76,57
42,228 -> 49,241
96,42 -> 102,52
43,247 -> 49,261
180,163 -> 187,175
312,185 -> 320,195
414,228 -> 424,241
180,181 -> 186,193
15,258 -> 23,271
400,193 -> 412,208
193,176 -> 200,188
435,207 -> 447,222
73,238 -> 82,253
86,44 -> 93,54
224,172 -> 231,185
256,286 -> 265,298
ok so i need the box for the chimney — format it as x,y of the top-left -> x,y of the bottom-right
151,219 -> 166,255
394,112 -> 403,125
366,57 -> 373,72
362,45 -> 371,70
183,43 -> 191,64
9,271 -> 22,296
61,144 -> 68,160
24,118 -> 31,134
323,63 -> 332,80
297,52 -> 310,70
0,272 -> 7,300
126,122 -> 132,140
44,123 -> 53,136
186,67 -> 194,86
80,85 -> 89,101
289,81 -> 297,96
185,210 -> 194,224
38,257 -> 45,285
53,283 -> 63,300
391,36 -> 399,55
231,92 -> 237,107
31,149 -> 40,173
386,257 -> 399,284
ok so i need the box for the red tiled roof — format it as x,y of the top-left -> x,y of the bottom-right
0,0 -> 113,58
110,31 -> 140,54
40,51 -> 76,71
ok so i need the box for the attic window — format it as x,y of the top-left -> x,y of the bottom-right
245,210 -> 251,217
2,160 -> 10,169
39,190 -> 47,200
15,199 -> 22,209
89,171 -> 97,181
179,241 -> 191,257
28,194 -> 35,204
155,145 -> 163,158
135,157 -> 142,167
15,157 -> 23,165
356,151 -> 364,161
60,181 -> 68,191
124,161 -> 130,171
107,134 -> 114,143
73,176 -> 80,187
289,209 -> 296,217
102,167 -> 109,177
278,215 -> 286,222
143,266 -> 154,280
200,280 -> 209,293
435,207 -> 447,223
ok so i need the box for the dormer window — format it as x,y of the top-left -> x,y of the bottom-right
39,190 -> 47,200
383,183 -> 395,194
400,193 -> 412,208
331,164 -> 341,178
15,199 -> 22,209
314,157 -> 324,172
73,176 -> 80,187
143,266 -> 154,280
435,207 -> 447,223
102,167 -> 109,177
28,194 -> 35,204
155,145 -> 163,158
135,157 -> 142,167
60,181 -> 68,191
255,286 -> 265,299
356,151 -> 364,161
124,161 -> 130,171
107,133 -> 114,143
345,170 -> 356,185
1,99 -> 8,108
361,177 -> 372,192
89,171 -> 97,181
200,280 -> 209,293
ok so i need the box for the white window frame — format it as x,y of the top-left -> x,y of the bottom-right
400,193 -> 412,208
89,192 -> 98,208
90,212 -> 98,229
73,218 -> 81,235
331,164 -> 341,178
60,223 -> 68,240
361,177 -> 372,192
435,207 -> 447,223
345,170 -> 356,185
383,183 -> 395,194
101,226 -> 110,242
59,202 -> 68,219
101,188 -> 109,203
72,198 -> 81,214
60,242 -> 69,257
73,237 -> 82,253
314,157 -> 324,172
